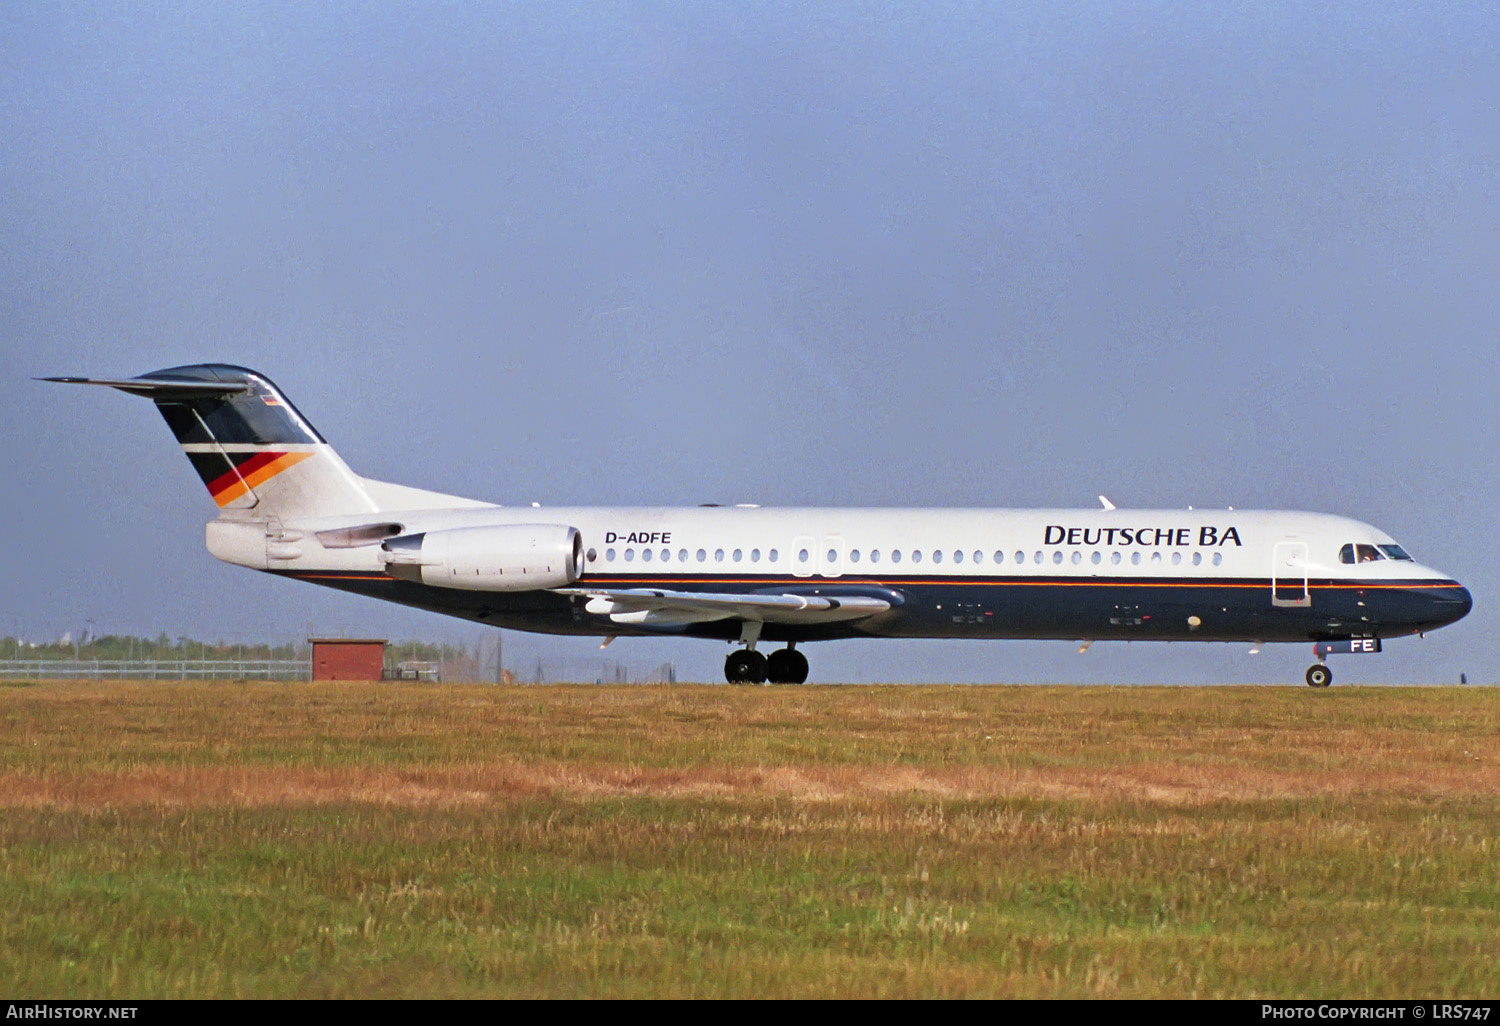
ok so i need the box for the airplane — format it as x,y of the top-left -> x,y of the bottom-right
45,363 -> 1471,687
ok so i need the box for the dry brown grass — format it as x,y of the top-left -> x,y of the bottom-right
2,755 -> 1495,811
1,680 -> 1493,807
1,680 -> 1496,997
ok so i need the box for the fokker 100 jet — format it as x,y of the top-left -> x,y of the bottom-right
46,364 -> 1471,686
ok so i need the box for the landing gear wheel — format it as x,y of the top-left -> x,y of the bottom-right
1306,664 -> 1332,688
766,648 -> 810,685
725,650 -> 768,685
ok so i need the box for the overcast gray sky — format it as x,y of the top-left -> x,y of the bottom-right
3,2 -> 1497,683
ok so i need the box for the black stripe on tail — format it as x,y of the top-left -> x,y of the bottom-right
143,364 -> 326,446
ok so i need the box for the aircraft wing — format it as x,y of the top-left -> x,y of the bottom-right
553,586 -> 893,627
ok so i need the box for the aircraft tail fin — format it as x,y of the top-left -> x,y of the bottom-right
43,364 -> 380,518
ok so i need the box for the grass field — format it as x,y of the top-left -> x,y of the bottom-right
0,680 -> 1495,998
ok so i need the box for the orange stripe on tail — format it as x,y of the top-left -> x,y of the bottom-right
210,451 -> 314,507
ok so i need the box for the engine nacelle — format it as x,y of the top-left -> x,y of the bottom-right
381,524 -> 584,591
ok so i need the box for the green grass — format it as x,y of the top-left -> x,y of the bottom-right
0,682 -> 1496,997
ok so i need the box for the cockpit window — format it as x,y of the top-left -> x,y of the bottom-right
1340,543 -> 1387,564
1379,544 -> 1414,561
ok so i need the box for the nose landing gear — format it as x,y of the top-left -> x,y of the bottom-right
1305,639 -> 1380,687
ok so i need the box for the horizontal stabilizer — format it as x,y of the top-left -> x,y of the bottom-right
39,376 -> 248,399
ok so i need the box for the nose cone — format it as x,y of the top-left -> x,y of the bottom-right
1428,584 -> 1472,629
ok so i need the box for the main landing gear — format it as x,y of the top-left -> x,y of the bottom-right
725,644 -> 809,684
1305,664 -> 1333,688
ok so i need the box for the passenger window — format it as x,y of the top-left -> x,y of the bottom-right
1052,551 -> 1063,565
1071,551 -> 1082,565
976,550 -> 986,564
715,549 -> 725,562
953,550 -> 963,564
1033,551 -> 1042,564
678,549 -> 688,562
661,549 -> 670,562
1131,551 -> 1141,565
1339,543 -> 1356,564
1171,552 -> 1182,565
1191,552 -> 1202,566
1150,552 -> 1162,564
606,548 -> 617,561
696,549 -> 707,562
1018,551 -> 1027,564
733,548 -> 743,562
892,550 -> 902,564
870,550 -> 880,563
1110,552 -> 1121,565
850,550 -> 860,562
587,548 -> 598,563
1091,551 -> 1102,565
1212,552 -> 1222,566
642,548 -> 652,562
798,549 -> 809,563
769,549 -> 778,562
932,550 -> 943,564
827,549 -> 836,562
751,548 -> 760,562
625,548 -> 635,561
912,550 -> 923,564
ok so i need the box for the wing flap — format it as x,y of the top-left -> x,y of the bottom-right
554,587 -> 892,627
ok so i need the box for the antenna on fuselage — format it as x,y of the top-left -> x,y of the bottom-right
1098,495 -> 1115,511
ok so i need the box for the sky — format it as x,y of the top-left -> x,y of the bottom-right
2,1 -> 1497,683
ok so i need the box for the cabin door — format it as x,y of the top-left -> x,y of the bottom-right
1271,541 -> 1310,608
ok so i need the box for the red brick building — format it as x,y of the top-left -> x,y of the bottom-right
309,638 -> 387,681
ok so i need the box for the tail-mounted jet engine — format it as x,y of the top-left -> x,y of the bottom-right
381,524 -> 584,591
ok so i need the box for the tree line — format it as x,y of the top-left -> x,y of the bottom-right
0,635 -> 470,662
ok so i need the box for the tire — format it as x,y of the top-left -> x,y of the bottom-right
1306,664 -> 1333,688
726,650 -> 768,685
766,649 -> 810,685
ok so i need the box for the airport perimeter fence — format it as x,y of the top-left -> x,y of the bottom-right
0,659 -> 312,681
514,659 -> 680,685
0,658 -> 684,684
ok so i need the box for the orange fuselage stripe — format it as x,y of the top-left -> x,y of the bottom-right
569,576 -> 1455,590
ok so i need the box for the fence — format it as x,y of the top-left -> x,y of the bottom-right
0,659 -> 312,681
0,657 -> 681,684
514,659 -> 680,684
